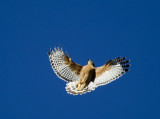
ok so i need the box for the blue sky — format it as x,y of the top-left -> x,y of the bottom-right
0,0 -> 160,119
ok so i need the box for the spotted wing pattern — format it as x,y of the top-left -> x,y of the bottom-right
48,47 -> 82,82
94,57 -> 130,87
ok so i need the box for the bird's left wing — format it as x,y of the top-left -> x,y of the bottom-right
48,47 -> 83,82
93,57 -> 131,87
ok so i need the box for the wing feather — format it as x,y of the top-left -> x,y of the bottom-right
48,47 -> 83,82
94,57 -> 130,87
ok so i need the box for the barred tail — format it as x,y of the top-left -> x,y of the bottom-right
65,81 -> 96,95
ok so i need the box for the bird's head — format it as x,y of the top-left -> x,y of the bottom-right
88,59 -> 95,66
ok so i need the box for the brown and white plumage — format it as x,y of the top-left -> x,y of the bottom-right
48,47 -> 131,95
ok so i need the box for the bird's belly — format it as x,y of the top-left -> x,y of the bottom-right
80,68 -> 95,83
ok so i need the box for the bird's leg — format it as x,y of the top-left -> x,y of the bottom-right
78,83 -> 87,91
76,81 -> 82,91
76,80 -> 87,91
76,73 -> 90,91
76,82 -> 81,88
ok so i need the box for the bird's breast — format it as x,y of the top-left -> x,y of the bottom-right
80,65 -> 95,74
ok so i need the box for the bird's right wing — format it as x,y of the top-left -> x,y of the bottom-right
93,57 -> 130,87
48,47 -> 83,82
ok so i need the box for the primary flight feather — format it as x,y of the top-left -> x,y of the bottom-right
48,47 -> 131,95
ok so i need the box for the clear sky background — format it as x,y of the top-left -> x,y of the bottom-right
0,0 -> 160,119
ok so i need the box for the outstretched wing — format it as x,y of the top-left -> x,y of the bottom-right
48,47 -> 83,82
94,57 -> 130,87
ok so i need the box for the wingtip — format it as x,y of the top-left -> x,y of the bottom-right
115,57 -> 120,60
48,52 -> 51,55
57,46 -> 60,51
126,60 -> 130,63
61,47 -> 63,52
124,69 -> 129,72
54,47 -> 57,52
123,56 -> 126,60
122,64 -> 131,68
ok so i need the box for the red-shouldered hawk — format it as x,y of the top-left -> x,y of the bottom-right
48,47 -> 131,95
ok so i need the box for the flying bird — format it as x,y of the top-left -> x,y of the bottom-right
48,47 -> 131,95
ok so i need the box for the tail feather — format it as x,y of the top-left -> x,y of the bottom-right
65,81 -> 96,95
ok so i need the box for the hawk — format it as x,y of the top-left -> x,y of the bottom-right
48,47 -> 131,95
